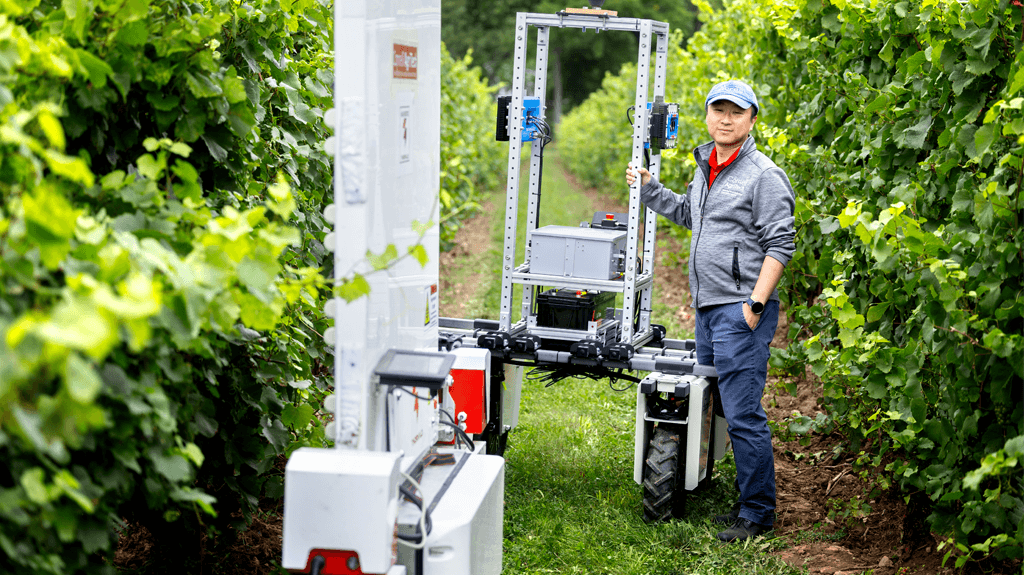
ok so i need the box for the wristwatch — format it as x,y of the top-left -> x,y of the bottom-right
747,297 -> 764,315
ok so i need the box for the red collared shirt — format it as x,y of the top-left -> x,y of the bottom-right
708,146 -> 741,189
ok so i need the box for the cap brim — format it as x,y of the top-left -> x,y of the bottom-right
707,96 -> 755,110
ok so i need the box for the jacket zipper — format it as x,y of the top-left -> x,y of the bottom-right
732,242 -> 741,290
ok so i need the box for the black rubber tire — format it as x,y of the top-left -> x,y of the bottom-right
642,425 -> 686,523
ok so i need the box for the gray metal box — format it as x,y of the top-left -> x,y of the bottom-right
528,225 -> 627,280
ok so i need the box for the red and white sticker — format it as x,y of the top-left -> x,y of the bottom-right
393,44 -> 417,79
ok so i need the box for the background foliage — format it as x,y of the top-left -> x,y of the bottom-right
440,45 -> 505,249
0,0 -> 338,571
442,0 -> 699,122
560,0 -> 1023,566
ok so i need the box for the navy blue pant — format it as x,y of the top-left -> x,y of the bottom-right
695,300 -> 778,526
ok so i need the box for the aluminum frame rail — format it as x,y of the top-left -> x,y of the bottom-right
438,319 -> 719,379
498,11 -> 670,349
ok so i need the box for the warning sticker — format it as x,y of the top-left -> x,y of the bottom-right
393,44 -> 418,80
425,284 -> 438,328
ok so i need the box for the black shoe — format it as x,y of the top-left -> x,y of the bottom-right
713,501 -> 741,526
716,518 -> 773,543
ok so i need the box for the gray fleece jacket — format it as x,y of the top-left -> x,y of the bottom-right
640,137 -> 795,309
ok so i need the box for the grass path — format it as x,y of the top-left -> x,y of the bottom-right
440,149 -> 801,574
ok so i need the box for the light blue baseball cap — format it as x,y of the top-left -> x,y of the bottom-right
705,80 -> 759,116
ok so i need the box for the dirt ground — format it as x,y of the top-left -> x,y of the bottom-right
115,166 -> 1019,575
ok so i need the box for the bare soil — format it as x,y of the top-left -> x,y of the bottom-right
439,194 -> 497,320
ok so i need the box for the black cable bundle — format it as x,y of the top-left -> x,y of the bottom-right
521,114 -> 554,228
524,363 -> 641,391
527,115 -> 553,148
625,105 -> 652,170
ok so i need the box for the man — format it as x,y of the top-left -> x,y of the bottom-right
626,80 -> 795,542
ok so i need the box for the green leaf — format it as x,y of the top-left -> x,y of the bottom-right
266,175 -> 296,218
965,55 -> 998,76
146,91 -> 181,111
53,507 -> 78,542
171,487 -> 218,516
44,296 -> 119,359
901,114 -> 933,150
974,124 -> 998,157
237,257 -> 281,304
53,469 -> 93,512
115,19 -> 148,46
411,219 -> 434,236
865,374 -> 889,400
43,150 -> 94,186
338,274 -> 371,302
149,451 -> 191,482
168,141 -> 192,157
368,244 -> 399,270
835,327 -> 854,348
304,76 -> 330,98
237,292 -> 280,331
837,202 -> 860,228
281,403 -> 315,428
1009,64 -> 1024,96
863,94 -> 888,116
201,133 -> 228,161
20,468 -> 50,504
176,106 -> 206,141
64,354 -> 101,404
226,103 -> 257,137
879,38 -> 893,63
867,303 -> 890,323
982,329 -> 1014,357
78,521 -> 109,553
74,49 -> 112,87
290,102 -> 317,124
180,442 -> 204,468
23,183 -> 79,241
37,110 -> 66,149
910,398 -> 927,425
903,51 -> 927,75
262,418 -> 290,452
136,152 -> 165,180
409,244 -> 429,267
871,234 -> 894,263
950,64 -> 974,95
184,71 -> 223,98
222,74 -> 248,104
171,159 -> 198,183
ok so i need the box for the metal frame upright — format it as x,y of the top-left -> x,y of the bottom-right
498,11 -> 671,348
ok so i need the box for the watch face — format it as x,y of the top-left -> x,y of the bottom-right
750,299 -> 764,314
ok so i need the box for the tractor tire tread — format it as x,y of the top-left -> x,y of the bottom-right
641,426 -> 684,523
